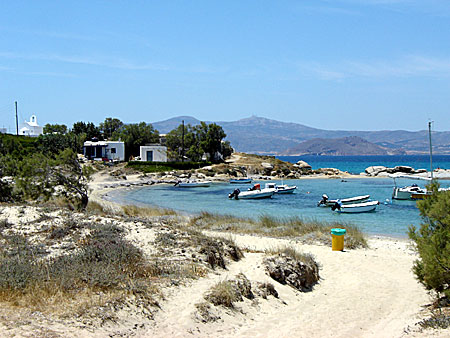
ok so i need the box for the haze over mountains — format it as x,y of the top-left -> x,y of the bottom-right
152,116 -> 450,155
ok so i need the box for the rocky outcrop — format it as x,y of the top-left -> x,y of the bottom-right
365,165 -> 428,177
263,253 -> 320,292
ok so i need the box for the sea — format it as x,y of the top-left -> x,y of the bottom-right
107,155 -> 450,238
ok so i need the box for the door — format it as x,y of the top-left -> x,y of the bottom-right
146,151 -> 153,161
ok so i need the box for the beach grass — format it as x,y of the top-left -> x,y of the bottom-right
121,204 -> 178,217
188,212 -> 368,249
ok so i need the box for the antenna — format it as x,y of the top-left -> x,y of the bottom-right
15,101 -> 18,135
428,120 -> 433,180
181,120 -> 185,162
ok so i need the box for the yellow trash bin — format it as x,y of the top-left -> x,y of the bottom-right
331,228 -> 346,251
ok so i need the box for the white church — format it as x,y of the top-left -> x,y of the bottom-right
19,115 -> 43,137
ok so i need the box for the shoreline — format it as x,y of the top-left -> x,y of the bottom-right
89,173 -> 414,240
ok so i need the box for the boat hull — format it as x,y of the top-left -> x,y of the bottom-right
230,179 -> 252,184
319,194 -> 370,207
237,188 -> 275,199
392,187 -> 426,200
177,182 -> 211,187
335,201 -> 379,213
276,186 -> 297,194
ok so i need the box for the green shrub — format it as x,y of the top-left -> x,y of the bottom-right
409,182 -> 450,299
127,161 -> 212,173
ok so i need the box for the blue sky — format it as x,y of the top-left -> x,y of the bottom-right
1,0 -> 450,132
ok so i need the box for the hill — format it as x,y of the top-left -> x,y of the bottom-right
152,115 -> 450,155
284,136 -> 406,156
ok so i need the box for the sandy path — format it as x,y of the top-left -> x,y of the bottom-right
143,235 -> 435,338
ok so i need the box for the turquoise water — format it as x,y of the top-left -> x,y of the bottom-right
277,155 -> 450,174
107,177 -> 450,238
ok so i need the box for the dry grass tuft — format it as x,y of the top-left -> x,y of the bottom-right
267,245 -> 318,267
205,280 -> 239,308
188,212 -> 368,249
204,273 -> 253,309
122,204 -> 177,217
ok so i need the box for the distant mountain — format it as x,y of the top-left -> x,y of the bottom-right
153,116 -> 201,134
285,136 -> 406,156
151,115 -> 450,155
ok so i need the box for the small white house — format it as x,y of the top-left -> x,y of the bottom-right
83,140 -> 125,161
140,145 -> 167,162
19,115 -> 43,137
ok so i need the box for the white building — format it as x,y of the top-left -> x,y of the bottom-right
83,140 -> 125,161
140,145 -> 167,162
19,115 -> 43,137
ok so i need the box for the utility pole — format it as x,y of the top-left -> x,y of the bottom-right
15,101 -> 18,135
428,121 -> 433,180
181,120 -> 185,162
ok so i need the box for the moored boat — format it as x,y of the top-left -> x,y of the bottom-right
275,184 -> 297,194
175,180 -> 211,187
264,182 -> 297,194
229,178 -> 252,184
317,194 -> 370,207
228,183 -> 276,200
331,200 -> 379,213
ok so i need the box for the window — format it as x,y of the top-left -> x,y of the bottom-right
110,148 -> 116,154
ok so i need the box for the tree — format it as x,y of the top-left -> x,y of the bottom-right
166,122 -> 230,162
197,122 -> 227,162
72,121 -> 102,141
52,149 -> 92,209
99,117 -> 123,139
409,181 -> 450,299
14,149 -> 92,209
37,133 -> 80,156
43,123 -> 67,135
112,122 -> 159,159
166,123 -> 197,161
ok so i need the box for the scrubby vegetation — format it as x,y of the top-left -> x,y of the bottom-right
188,212 -> 367,249
0,222 -> 158,315
409,182 -> 449,327
263,245 -> 320,292
127,161 -> 212,173
0,204 -> 246,327
204,273 -> 253,309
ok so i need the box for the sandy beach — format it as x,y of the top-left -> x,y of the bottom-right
0,169 -> 448,338
90,171 -> 448,338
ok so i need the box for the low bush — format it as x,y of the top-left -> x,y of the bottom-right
127,161 -> 212,173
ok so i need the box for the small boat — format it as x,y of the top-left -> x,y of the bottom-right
331,200 -> 379,213
275,184 -> 297,194
392,184 -> 428,200
317,194 -> 370,207
411,187 -> 450,200
229,178 -> 252,184
175,180 -> 211,187
265,183 -> 297,194
228,183 -> 276,200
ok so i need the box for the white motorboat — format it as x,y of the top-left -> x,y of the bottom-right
276,184 -> 297,194
317,194 -> 370,207
331,200 -> 379,213
230,178 -> 252,184
390,174 -> 431,200
265,183 -> 297,194
229,183 -> 276,200
392,184 -> 427,200
175,180 -> 211,187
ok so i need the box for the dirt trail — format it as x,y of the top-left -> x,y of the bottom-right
142,234 -> 440,338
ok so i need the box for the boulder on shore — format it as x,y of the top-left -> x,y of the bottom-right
365,166 -> 387,176
295,160 -> 312,170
